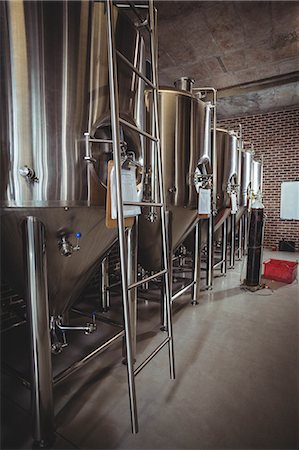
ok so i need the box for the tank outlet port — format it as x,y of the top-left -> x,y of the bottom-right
58,232 -> 82,257
59,235 -> 73,257
19,165 -> 39,183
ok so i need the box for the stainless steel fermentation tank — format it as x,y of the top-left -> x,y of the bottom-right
186,130 -> 238,240
251,160 -> 263,197
214,128 -> 239,224
184,127 -> 239,281
138,83 -> 212,272
235,149 -> 252,258
1,1 -> 145,317
1,1 -> 145,445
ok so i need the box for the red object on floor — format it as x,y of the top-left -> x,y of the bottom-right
263,258 -> 298,283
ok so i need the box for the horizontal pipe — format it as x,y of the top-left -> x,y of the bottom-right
119,118 -> 158,142
54,330 -> 124,386
71,308 -> 123,329
57,325 -> 91,332
128,269 -> 167,290
116,50 -> 155,88
123,201 -> 163,207
134,337 -> 170,376
171,281 -> 194,302
213,259 -> 225,269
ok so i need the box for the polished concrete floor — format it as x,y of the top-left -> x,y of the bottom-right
1,250 -> 298,449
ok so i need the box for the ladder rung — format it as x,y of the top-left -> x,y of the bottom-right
119,118 -> 158,142
123,201 -> 163,207
116,51 -> 155,88
88,138 -> 126,145
128,269 -> 167,290
89,138 -> 113,144
114,2 -> 149,9
134,337 -> 170,376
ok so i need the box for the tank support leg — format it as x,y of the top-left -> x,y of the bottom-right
221,218 -> 227,276
237,215 -> 243,260
206,214 -> 214,289
229,214 -> 236,269
244,211 -> 249,254
192,222 -> 201,304
23,217 -> 55,449
101,256 -> 110,312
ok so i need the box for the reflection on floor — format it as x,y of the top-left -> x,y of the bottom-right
1,250 -> 298,449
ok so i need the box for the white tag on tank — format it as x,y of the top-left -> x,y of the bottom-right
111,166 -> 141,219
231,192 -> 237,214
198,188 -> 211,214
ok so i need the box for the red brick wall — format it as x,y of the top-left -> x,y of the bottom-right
218,107 -> 299,250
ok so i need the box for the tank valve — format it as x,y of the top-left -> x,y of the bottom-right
59,236 -> 73,257
19,165 -> 39,183
58,232 -> 82,257
146,209 -> 158,222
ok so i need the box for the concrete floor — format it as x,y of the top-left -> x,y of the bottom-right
1,250 -> 298,449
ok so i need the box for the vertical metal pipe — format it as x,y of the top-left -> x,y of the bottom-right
127,222 -> 138,360
149,2 -> 175,380
101,256 -> 110,311
22,217 -> 54,448
244,211 -> 249,254
207,89 -> 217,289
106,0 -> 138,434
221,218 -> 227,275
229,214 -> 236,269
206,214 -> 214,288
192,221 -> 201,304
237,215 -> 243,260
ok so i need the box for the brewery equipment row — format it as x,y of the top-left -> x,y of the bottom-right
0,0 -> 263,447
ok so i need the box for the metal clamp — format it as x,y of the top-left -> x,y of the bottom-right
84,132 -> 96,163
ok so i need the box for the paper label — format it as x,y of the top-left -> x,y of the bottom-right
231,192 -> 237,214
198,188 -> 211,215
111,166 -> 141,219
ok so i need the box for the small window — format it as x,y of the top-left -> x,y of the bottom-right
280,181 -> 299,220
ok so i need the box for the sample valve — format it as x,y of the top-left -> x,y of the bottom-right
58,232 -> 82,257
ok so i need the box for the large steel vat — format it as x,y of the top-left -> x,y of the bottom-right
251,160 -> 263,197
240,150 -> 253,208
185,127 -> 239,253
215,128 -> 238,213
138,85 -> 212,271
1,1 -> 145,316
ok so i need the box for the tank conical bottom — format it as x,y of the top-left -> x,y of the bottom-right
1,207 -> 118,316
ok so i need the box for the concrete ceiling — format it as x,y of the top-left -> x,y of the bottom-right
156,1 -> 299,118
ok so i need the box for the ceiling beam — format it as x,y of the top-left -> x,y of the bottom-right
217,71 -> 299,98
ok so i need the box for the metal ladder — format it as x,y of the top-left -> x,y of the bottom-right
105,0 -> 175,434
